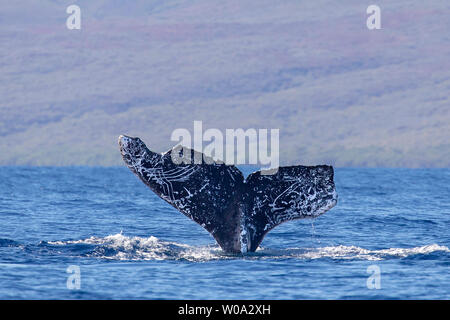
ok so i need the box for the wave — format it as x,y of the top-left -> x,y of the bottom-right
0,238 -> 21,247
45,233 -> 450,262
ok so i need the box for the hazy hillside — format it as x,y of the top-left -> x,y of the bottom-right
0,0 -> 449,167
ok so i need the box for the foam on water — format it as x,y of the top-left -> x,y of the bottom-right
261,244 -> 450,261
47,233 -> 449,262
48,233 -> 225,262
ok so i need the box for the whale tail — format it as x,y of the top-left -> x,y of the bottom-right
118,135 -> 337,253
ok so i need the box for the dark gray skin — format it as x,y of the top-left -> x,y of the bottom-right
118,135 -> 338,253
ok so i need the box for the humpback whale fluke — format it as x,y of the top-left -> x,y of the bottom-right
118,135 -> 337,253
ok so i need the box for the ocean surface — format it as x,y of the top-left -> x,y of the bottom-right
0,166 -> 448,299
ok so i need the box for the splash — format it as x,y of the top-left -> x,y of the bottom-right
46,233 -> 449,262
48,233 -> 226,262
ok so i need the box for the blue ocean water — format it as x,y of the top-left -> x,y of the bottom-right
0,166 -> 448,299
